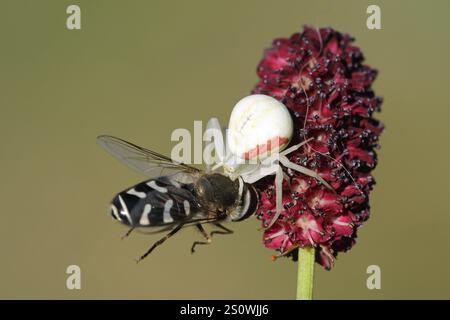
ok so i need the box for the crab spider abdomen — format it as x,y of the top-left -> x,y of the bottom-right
226,94 -> 293,166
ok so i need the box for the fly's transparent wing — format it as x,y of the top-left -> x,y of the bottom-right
97,135 -> 201,178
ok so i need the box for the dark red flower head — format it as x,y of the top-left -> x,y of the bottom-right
252,26 -> 383,270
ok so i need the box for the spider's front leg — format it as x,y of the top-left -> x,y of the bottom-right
237,156 -> 284,230
278,155 -> 333,190
278,138 -> 333,190
271,165 -> 284,229
262,139 -> 335,230
203,117 -> 226,172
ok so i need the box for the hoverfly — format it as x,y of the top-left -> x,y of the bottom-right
97,135 -> 259,262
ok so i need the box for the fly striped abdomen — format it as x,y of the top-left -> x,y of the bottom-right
109,175 -> 200,227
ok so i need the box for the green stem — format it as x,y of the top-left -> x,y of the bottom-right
296,247 -> 315,300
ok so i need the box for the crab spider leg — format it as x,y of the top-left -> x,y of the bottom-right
235,138 -> 334,229
240,137 -> 313,181
279,155 -> 333,190
204,117 -> 226,172
280,137 -> 314,156
258,152 -> 334,230
236,148 -> 281,182
269,166 -> 284,229
254,164 -> 284,230
211,162 -> 224,171
239,161 -> 278,184
255,164 -> 285,230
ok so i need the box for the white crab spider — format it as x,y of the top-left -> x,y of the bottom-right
204,94 -> 333,229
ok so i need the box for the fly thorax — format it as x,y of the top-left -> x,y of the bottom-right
194,173 -> 239,213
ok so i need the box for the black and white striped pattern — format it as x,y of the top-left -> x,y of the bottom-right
109,174 -> 202,227
228,180 -> 259,222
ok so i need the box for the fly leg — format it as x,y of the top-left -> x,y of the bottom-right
136,224 -> 184,263
121,227 -> 134,239
191,224 -> 212,253
210,223 -> 234,237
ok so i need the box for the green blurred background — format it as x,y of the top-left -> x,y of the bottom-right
1,0 -> 449,299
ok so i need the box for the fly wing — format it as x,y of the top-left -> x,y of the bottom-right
97,135 -> 201,178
